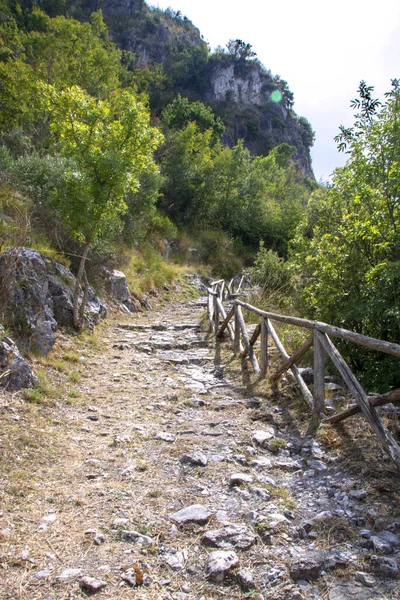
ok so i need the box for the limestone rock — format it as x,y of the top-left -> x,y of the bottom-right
79,576 -> 107,593
102,268 -> 136,312
236,567 -> 255,591
121,530 -> 154,545
0,248 -> 106,354
229,473 -> 253,487
289,552 -> 326,581
206,550 -> 239,582
252,428 -> 275,447
369,555 -> 398,578
202,525 -> 256,549
0,332 -> 38,389
170,504 -> 212,525
180,452 -> 208,467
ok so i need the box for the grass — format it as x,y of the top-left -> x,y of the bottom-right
264,484 -> 297,510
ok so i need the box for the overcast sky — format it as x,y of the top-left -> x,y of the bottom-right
151,0 -> 400,181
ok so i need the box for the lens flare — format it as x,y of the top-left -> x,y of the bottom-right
270,90 -> 282,103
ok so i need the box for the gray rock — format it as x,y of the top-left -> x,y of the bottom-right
229,473 -> 253,487
170,504 -> 212,525
35,569 -> 51,579
180,452 -> 208,467
164,550 -> 188,571
201,525 -> 256,549
306,459 -> 327,471
55,568 -> 85,582
369,555 -> 398,577
355,572 -> 376,587
0,335 -> 38,389
369,536 -> 393,554
79,576 -> 107,593
377,530 -> 399,546
236,567 -> 255,591
348,489 -> 367,501
206,550 -> 239,582
102,268 -> 134,311
156,431 -> 176,443
121,530 -> 154,545
290,552 -> 326,581
251,457 -> 272,470
252,428 -> 275,447
0,248 -> 106,354
328,582 -> 380,600
298,367 -> 314,384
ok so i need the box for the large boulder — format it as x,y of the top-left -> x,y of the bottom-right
0,326 -> 38,389
102,268 -> 136,312
0,248 -> 106,354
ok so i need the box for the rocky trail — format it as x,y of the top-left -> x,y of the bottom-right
0,290 -> 399,600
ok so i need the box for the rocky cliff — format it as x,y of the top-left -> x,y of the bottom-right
69,1 -> 315,175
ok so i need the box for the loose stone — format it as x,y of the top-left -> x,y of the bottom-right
79,576 -> 107,593
121,530 -> 154,545
229,473 -> 253,487
236,567 -> 255,591
201,525 -> 256,549
180,452 -> 208,467
206,550 -> 239,582
156,431 -> 175,443
355,572 -> 376,587
290,552 -> 326,581
170,504 -> 212,525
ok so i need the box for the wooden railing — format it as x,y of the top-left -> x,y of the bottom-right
207,279 -> 400,468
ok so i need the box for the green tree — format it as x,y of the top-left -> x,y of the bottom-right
47,85 -> 162,328
226,39 -> 256,61
162,94 -> 224,139
291,80 -> 400,389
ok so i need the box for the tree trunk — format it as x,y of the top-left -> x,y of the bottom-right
73,242 -> 90,330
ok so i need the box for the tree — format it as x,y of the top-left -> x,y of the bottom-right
291,80 -> 400,389
161,95 -> 224,139
226,39 -> 256,61
47,85 -> 162,329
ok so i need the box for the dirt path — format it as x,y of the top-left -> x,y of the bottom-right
1,293 -> 399,600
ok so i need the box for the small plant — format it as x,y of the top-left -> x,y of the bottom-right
23,388 -> 43,404
268,437 -> 287,453
62,351 -> 81,363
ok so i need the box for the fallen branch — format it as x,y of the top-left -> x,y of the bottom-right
324,389 -> 400,425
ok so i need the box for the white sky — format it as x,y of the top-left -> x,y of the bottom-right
151,0 -> 400,181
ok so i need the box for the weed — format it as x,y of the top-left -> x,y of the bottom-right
23,388 -> 43,404
264,484 -> 297,510
136,459 -> 149,472
62,351 -> 81,363
68,371 -> 82,383
268,437 -> 287,452
147,489 -> 161,498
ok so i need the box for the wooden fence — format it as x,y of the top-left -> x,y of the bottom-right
207,279 -> 400,468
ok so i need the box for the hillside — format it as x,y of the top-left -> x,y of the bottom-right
5,0 -> 314,175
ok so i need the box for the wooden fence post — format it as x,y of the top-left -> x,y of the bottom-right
234,304 -> 241,355
313,329 -> 326,413
260,317 -> 268,379
213,294 -> 219,334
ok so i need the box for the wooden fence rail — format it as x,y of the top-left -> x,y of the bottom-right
206,280 -> 400,468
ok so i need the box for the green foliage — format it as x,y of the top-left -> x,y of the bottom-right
247,241 -> 293,294
47,85 -> 162,245
226,39 -> 256,61
162,95 -> 224,138
291,80 -> 400,390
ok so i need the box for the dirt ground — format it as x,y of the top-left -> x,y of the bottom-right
0,286 -> 399,600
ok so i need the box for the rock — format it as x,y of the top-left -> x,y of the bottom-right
250,457 -> 272,470
102,268 -> 135,312
229,473 -> 253,487
164,550 -> 188,571
180,452 -> 208,467
0,334 -> 38,389
289,552 -> 326,581
348,489 -> 367,501
355,572 -> 376,587
55,568 -> 85,582
206,550 -> 239,582
369,555 -> 398,578
306,459 -> 327,471
121,530 -> 154,545
35,569 -> 51,579
236,567 -> 255,591
170,504 -> 212,525
79,576 -> 107,593
376,530 -> 399,546
364,536 -> 393,554
252,428 -> 275,447
202,525 -> 256,549
359,529 -> 372,538
0,248 -> 106,354
156,431 -> 175,443
328,582 -> 380,600
298,367 -> 314,384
